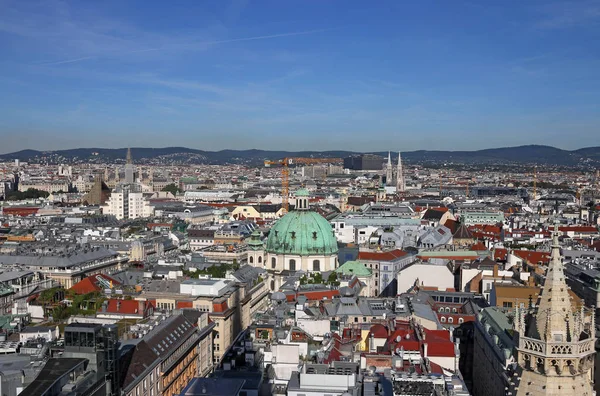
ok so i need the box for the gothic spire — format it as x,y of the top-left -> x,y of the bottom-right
126,147 -> 133,165
396,152 -> 405,192
534,223 -> 574,341
386,151 -> 393,186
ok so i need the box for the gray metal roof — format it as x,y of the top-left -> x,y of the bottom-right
0,247 -> 118,268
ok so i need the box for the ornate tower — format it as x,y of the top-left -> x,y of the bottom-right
124,148 -> 135,184
396,152 -> 405,192
513,224 -> 595,396
247,230 -> 265,268
385,151 -> 393,186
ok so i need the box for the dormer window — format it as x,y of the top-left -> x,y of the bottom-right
312,231 -> 318,239
291,231 -> 296,239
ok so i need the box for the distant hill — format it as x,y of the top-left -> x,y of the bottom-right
1,145 -> 599,167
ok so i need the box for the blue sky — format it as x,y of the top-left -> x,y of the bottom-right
1,0 -> 599,153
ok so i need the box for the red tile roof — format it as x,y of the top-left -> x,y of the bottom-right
369,324 -> 389,339
176,301 -> 193,309
298,290 -> 340,301
513,250 -> 550,265
559,226 -> 598,233
494,248 -> 508,261
70,274 -> 121,295
358,249 -> 408,261
469,242 -> 487,251
212,301 -> 229,313
443,219 -> 459,234
100,299 -> 151,316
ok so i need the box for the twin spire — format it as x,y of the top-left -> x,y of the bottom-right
385,151 -> 405,192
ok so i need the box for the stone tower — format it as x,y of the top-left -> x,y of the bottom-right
512,224 -> 595,396
124,148 -> 135,184
396,152 -> 405,192
385,151 -> 393,186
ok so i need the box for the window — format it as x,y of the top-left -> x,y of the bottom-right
313,260 -> 320,271
271,257 -> 276,268
289,259 -> 296,271
458,318 -> 464,324
502,301 -> 513,308
258,256 -> 262,263
440,317 -> 446,323
448,317 -> 453,324
249,256 -> 254,264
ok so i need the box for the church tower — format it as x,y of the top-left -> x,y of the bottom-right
512,224 -> 595,396
385,151 -> 393,186
396,152 -> 405,192
124,148 -> 135,184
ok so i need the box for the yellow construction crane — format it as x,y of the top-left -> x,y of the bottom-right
264,157 -> 342,212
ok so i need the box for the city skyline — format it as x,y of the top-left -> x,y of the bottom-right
1,0 -> 600,152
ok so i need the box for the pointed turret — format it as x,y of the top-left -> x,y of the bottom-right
385,151 -> 393,186
533,224 -> 573,341
396,152 -> 405,192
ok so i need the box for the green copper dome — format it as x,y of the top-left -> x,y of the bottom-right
265,211 -> 338,255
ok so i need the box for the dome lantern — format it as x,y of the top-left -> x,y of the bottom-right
295,188 -> 310,211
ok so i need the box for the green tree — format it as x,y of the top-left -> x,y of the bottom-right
327,272 -> 340,287
311,272 -> 323,284
7,188 -> 50,201
162,183 -> 181,195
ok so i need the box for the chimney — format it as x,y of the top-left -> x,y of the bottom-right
138,300 -> 145,315
493,264 -> 499,278
423,343 -> 428,358
527,274 -> 535,287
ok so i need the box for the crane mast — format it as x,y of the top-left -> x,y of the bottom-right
264,157 -> 342,213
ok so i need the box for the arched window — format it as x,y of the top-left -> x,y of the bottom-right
249,256 -> 254,264
445,307 -> 451,313
440,317 -> 446,323
313,260 -> 320,272
438,307 -> 444,313
458,318 -> 464,324
271,257 -> 276,269
452,307 -> 457,313
289,259 -> 296,271
258,256 -> 262,263
448,317 -> 454,324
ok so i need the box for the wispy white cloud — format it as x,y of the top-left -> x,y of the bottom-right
0,0 -> 330,67
38,56 -> 96,66
534,0 -> 600,29
131,28 -> 333,54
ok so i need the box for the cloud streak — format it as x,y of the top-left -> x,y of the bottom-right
534,0 -> 600,30
38,56 -> 96,66
38,28 -> 333,66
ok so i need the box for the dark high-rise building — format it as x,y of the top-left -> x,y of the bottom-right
343,154 -> 384,170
